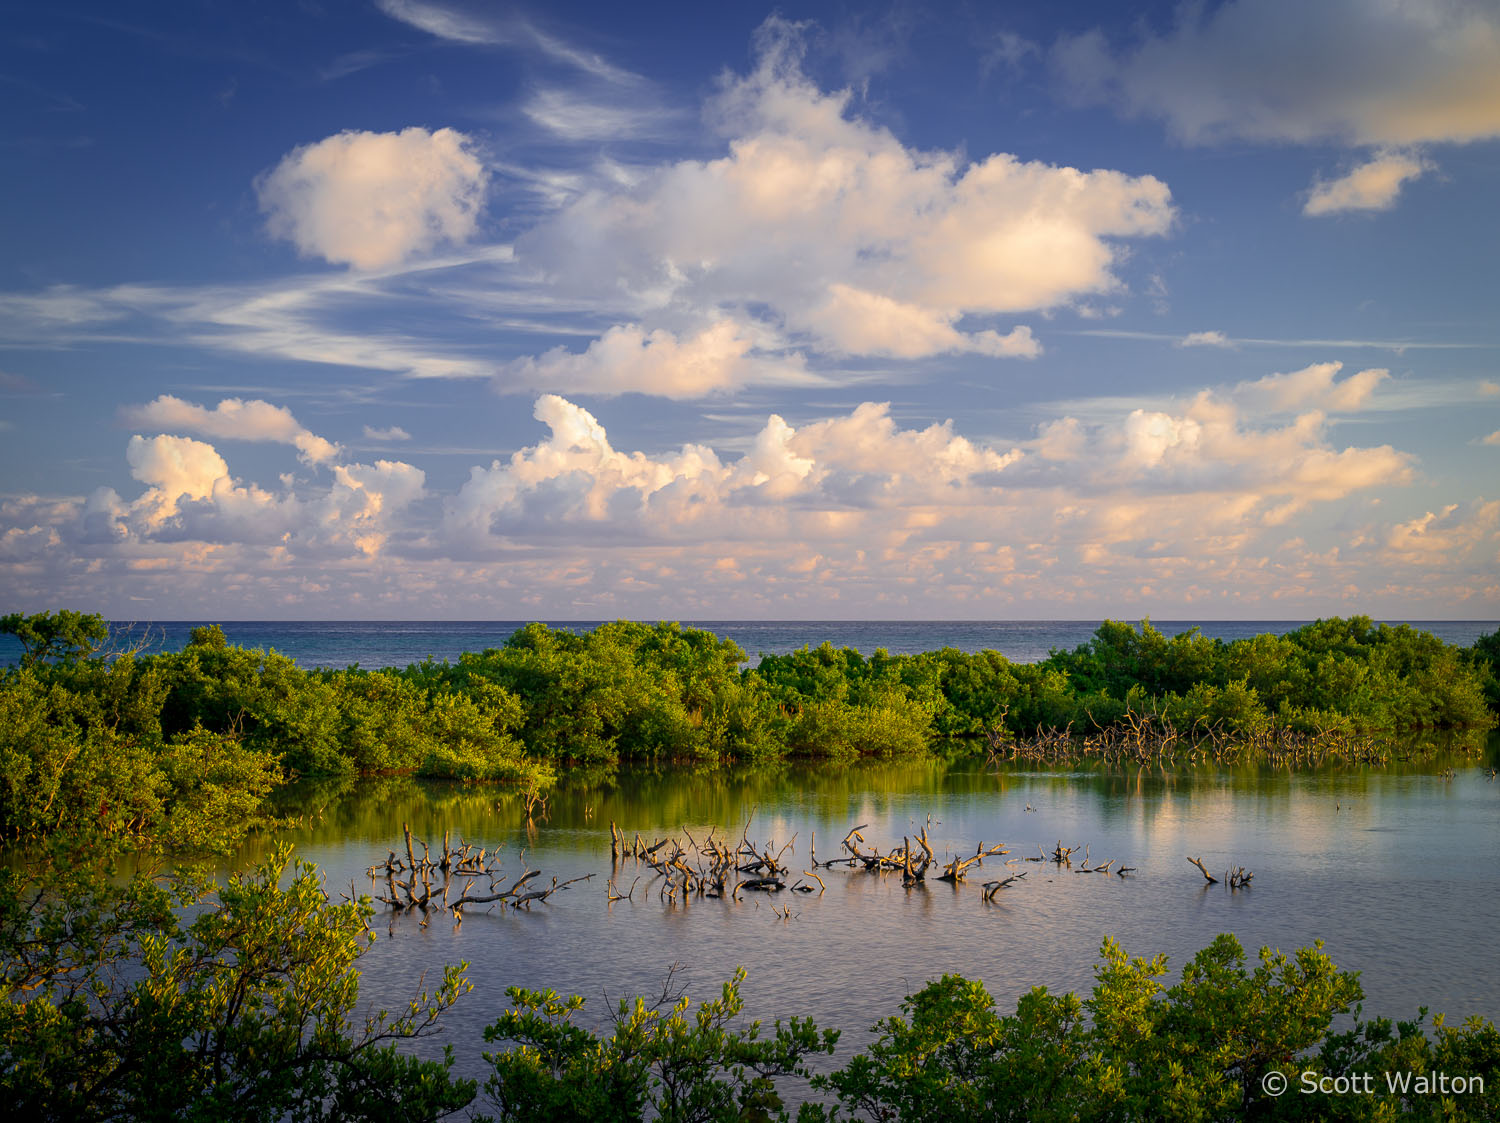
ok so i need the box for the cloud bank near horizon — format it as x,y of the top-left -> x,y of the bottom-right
4,363 -> 1492,618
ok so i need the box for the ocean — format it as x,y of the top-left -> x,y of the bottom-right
2,618 -> 1495,670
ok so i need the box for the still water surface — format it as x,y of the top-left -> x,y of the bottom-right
246,743 -> 1500,1088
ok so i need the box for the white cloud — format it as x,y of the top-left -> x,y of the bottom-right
125,434 -> 230,530
497,320 -> 818,399
512,21 -> 1174,383
521,87 -> 680,141
374,0 -> 642,85
374,0 -> 495,46
0,24 -> 1175,401
1479,380 -> 1500,397
1304,150 -> 1432,216
364,424 -> 412,441
1483,430 -> 1500,446
324,460 -> 427,556
4,372 -> 1483,616
1383,500 -> 1500,566
448,394 -> 1025,542
449,376 -> 1408,552
1034,417 -> 1087,462
1179,330 -> 1231,348
258,127 -> 487,270
811,286 -> 1041,359
124,395 -> 341,464
1056,0 -> 1500,147
1233,361 -> 1388,413
99,431 -> 426,559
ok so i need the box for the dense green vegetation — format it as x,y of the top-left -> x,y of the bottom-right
480,935 -> 1500,1122
1,611 -> 1495,845
0,841 -> 475,1121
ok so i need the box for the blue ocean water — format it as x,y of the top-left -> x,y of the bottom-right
2,618 -> 1495,670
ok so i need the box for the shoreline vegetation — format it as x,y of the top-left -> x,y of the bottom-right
3,610 -> 1500,1119
1,611 -> 1496,848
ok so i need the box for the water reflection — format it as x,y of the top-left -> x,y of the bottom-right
249,735 -> 1500,1092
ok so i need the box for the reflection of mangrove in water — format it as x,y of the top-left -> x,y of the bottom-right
983,717 -> 1495,768
252,726 -> 1500,867
232,731 -> 1500,1062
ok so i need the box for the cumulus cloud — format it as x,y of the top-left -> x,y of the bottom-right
1055,0 -> 1500,147
0,23 -> 1176,402
811,287 -> 1040,359
448,394 -> 1024,541
258,127 -> 487,270
510,20 -> 1173,386
56,424 -> 431,561
1483,431 -> 1500,446
1304,150 -> 1432,216
1233,361 -> 1388,413
498,320 -> 818,399
125,434 -> 230,530
449,376 -> 1409,553
124,395 -> 341,463
1383,500 -> 1500,566
324,460 -> 427,556
3,372 -> 1477,616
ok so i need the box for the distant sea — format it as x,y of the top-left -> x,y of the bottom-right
3,619 -> 1495,670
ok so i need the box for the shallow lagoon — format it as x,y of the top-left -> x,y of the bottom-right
246,739 -> 1500,1087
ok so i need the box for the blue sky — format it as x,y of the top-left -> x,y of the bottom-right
2,0 -> 1498,620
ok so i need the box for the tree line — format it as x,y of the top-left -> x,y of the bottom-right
1,611 -> 1496,847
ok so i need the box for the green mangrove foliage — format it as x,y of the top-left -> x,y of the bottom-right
481,966 -> 838,1123
1,612 -> 1495,844
477,936 -> 1500,1123
0,842 -> 474,1122
0,615 -> 551,842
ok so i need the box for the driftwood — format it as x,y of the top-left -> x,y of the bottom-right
983,871 -> 1028,900
368,823 -> 590,920
1187,855 -> 1253,889
383,811 -> 1149,930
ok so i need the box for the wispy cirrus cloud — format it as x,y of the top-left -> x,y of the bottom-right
520,86 -> 684,142
374,0 -> 644,86
1073,328 -> 1494,354
1178,330 -> 1231,348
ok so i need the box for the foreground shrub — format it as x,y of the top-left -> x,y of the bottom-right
0,843 -> 474,1121
481,966 -> 839,1122
808,935 -> 1500,1122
